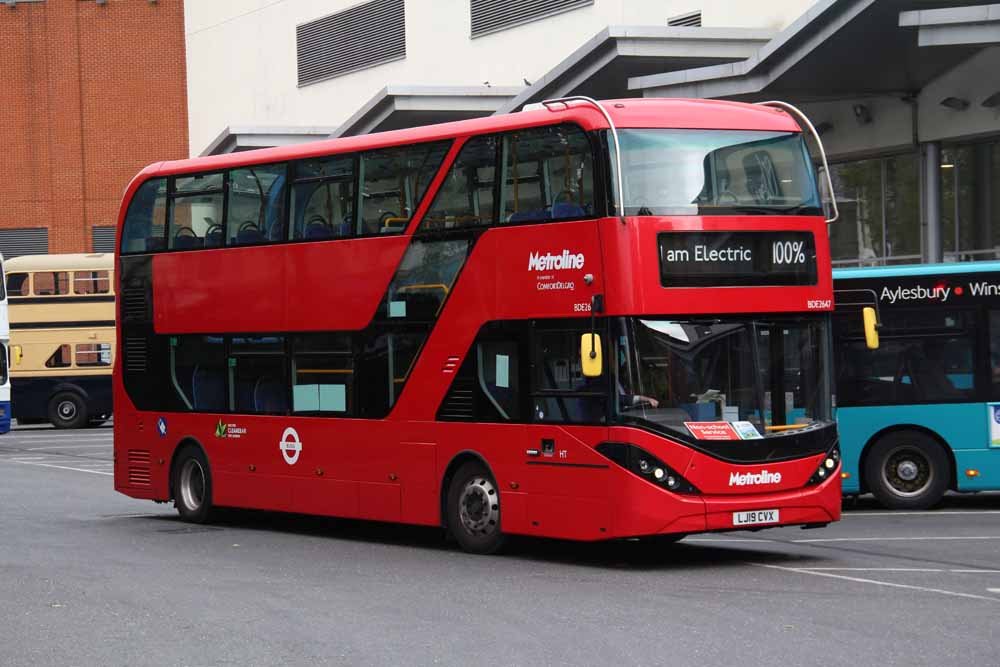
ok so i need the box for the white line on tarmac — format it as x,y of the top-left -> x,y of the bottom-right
750,562 -> 1000,603
801,567 -> 1000,573
17,444 -> 111,450
0,459 -> 112,476
795,536 -> 1000,543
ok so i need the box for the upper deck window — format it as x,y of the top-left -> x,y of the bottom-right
228,164 -> 288,246
615,129 -> 821,217
121,178 -> 167,254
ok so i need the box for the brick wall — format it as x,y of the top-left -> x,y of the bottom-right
0,0 -> 188,254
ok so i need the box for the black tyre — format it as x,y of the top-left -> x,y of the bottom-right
864,430 -> 950,510
48,392 -> 88,430
172,445 -> 213,523
446,461 -> 506,554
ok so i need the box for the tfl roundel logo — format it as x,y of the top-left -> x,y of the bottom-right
279,427 -> 302,465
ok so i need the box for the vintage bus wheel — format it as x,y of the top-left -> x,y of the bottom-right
48,392 -> 88,430
447,462 -> 505,554
173,446 -> 213,523
865,431 -> 949,510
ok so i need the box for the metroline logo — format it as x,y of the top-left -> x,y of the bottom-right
528,250 -> 585,271
728,470 -> 782,486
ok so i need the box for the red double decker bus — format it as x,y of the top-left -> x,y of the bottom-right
114,97 -> 843,553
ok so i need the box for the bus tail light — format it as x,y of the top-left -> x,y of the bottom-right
806,444 -> 841,486
596,442 -> 699,494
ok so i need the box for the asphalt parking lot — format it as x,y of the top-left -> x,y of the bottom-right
2,425 -> 999,665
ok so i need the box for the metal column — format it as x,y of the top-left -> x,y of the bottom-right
923,141 -> 942,263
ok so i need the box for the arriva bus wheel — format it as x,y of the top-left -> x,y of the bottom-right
865,430 -> 950,510
48,392 -> 88,430
173,446 -> 213,523
447,461 -> 505,554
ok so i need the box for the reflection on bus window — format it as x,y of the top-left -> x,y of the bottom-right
421,135 -> 497,230
359,141 -> 450,235
33,272 -> 70,296
6,273 -> 29,297
76,343 -> 112,367
73,271 -> 110,295
45,344 -> 72,368
121,178 -> 168,253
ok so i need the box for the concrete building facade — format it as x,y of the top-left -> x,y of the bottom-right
185,0 -> 1000,267
0,0 -> 188,257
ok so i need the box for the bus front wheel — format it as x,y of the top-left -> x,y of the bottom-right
48,392 -> 88,430
446,461 -> 506,554
865,430 -> 950,510
173,446 -> 214,523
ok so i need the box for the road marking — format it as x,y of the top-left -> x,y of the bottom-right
17,444 -> 111,450
0,458 -> 113,476
801,567 -> 1000,573
988,588 -> 1000,594
686,537 -> 777,543
750,562 -> 1000,602
795,536 -> 1000,543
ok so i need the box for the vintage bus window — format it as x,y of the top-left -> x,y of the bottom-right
500,125 -> 594,223
358,141 -> 450,236
420,135 -> 497,230
33,272 -> 70,296
532,328 -> 607,424
230,336 -> 287,414
76,343 -> 112,367
73,271 -> 110,294
227,164 -> 287,246
171,336 -> 227,412
169,174 -> 225,251
291,154 -> 355,240
122,178 -> 167,253
45,344 -> 72,368
6,272 -> 29,296
616,129 -> 821,216
292,333 -> 353,413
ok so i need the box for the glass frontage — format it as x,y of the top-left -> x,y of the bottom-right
615,315 -> 833,457
941,141 -> 1000,262
827,154 -> 920,266
615,129 -> 821,216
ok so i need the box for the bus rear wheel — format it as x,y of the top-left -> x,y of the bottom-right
865,431 -> 950,510
48,392 -> 88,430
446,461 -> 505,554
173,446 -> 213,523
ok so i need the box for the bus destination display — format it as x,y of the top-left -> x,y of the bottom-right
659,231 -> 817,287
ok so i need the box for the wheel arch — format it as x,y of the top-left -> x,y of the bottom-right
167,436 -> 210,501
858,424 -> 957,493
439,450 -> 497,529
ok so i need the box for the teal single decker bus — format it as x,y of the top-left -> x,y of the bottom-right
834,261 -> 1000,509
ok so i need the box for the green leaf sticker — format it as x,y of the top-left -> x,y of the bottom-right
215,420 -> 226,438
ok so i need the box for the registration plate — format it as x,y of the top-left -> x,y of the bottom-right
733,509 -> 780,526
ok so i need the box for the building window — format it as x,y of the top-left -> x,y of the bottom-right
942,141 -> 1000,262
470,0 -> 594,39
828,153 -> 919,266
668,10 -> 702,27
296,0 -> 406,86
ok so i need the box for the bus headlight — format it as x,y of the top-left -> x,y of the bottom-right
807,444 -> 840,486
597,442 -> 699,494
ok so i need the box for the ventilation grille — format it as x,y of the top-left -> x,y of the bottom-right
668,10 -> 702,27
296,0 -> 406,86
470,0 -> 593,38
0,227 -> 48,259
438,378 -> 475,421
92,226 -> 116,253
124,337 -> 148,373
127,449 -> 151,487
121,285 -> 147,322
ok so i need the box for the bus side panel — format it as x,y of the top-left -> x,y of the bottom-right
836,403 -> 993,493
151,237 -> 409,334
12,375 -> 112,421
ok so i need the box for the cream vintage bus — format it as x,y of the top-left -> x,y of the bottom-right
5,253 -> 114,428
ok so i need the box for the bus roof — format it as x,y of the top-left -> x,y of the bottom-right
5,253 -> 113,273
143,98 -> 801,179
834,261 -> 1000,280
